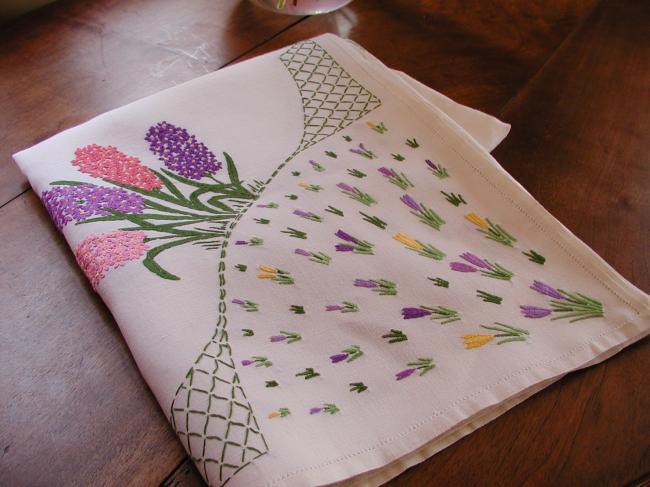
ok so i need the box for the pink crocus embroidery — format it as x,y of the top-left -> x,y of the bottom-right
72,144 -> 162,191
74,230 -> 149,289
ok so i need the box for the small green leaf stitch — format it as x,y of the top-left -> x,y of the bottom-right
342,135 -> 352,142
242,329 -> 254,336
382,329 -> 408,343
347,168 -> 367,178
441,191 -> 466,206
254,218 -> 270,224
392,153 -> 405,161
235,264 -> 247,272
285,194 -> 298,200
291,171 -> 301,176
349,382 -> 368,393
265,380 -> 279,388
290,305 -> 305,314
428,277 -> 449,288
325,150 -> 337,158
405,138 -> 419,148
296,367 -> 320,380
523,249 -> 546,265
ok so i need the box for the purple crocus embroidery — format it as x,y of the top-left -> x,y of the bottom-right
395,369 -> 416,381
329,353 -> 348,363
294,248 -> 311,257
309,407 -> 322,415
293,209 -> 322,222
401,307 -> 432,319
145,121 -> 222,179
354,279 -> 377,288
270,335 -> 286,342
400,194 -> 421,212
241,359 -> 254,366
378,167 -> 395,178
326,305 -> 343,311
335,230 -> 374,254
450,262 -> 478,272
378,167 -> 413,189
460,252 -> 490,269
530,280 -> 565,300
294,248 -> 331,265
349,143 -> 376,159
235,240 -> 248,245
520,305 -> 552,318
42,183 -> 145,230
425,159 -> 449,178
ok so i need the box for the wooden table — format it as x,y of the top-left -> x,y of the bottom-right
1,1 -> 648,485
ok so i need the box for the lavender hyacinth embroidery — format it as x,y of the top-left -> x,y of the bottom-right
337,182 -> 376,206
449,252 -> 513,280
330,345 -> 363,363
294,248 -> 331,265
325,302 -> 359,313
231,298 -> 258,312
349,143 -> 377,159
401,194 -> 445,230
395,358 -> 434,380
269,331 -> 302,344
401,305 -> 461,324
293,209 -> 323,222
521,280 -> 604,322
42,183 -> 145,230
425,159 -> 449,179
378,167 -> 413,190
309,404 -> 340,415
354,278 -> 397,296
335,230 -> 374,255
145,121 -> 222,179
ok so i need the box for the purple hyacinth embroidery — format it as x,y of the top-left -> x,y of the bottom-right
335,230 -> 374,254
42,183 -> 145,230
524,280 -> 604,322
145,121 -> 222,179
450,252 -> 513,280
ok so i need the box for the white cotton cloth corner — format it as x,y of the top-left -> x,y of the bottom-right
13,34 -> 649,487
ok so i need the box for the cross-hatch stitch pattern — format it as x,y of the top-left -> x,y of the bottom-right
168,40 -> 382,486
279,40 -> 381,155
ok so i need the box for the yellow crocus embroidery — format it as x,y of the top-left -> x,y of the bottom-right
462,333 -> 494,349
393,233 -> 424,250
258,264 -> 277,273
465,212 -> 489,229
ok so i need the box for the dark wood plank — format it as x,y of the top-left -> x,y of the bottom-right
0,192 -> 186,486
389,0 -> 650,485
236,0 -> 597,114
0,0 -> 303,206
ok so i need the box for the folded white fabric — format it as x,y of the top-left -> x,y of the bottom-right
14,34 -> 649,487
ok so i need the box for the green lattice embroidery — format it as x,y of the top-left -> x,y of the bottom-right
169,39 -> 381,486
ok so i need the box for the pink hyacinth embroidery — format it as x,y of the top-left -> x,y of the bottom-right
72,144 -> 162,191
74,230 -> 149,289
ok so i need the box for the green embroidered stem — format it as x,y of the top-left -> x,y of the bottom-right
477,290 -> 503,304
359,212 -> 387,229
550,290 -> 604,322
281,227 -> 307,239
325,205 -> 344,216
523,249 -> 546,265
479,261 -> 514,281
392,153 -> 405,161
421,305 -> 461,324
411,204 -> 445,231
254,218 -> 270,224
324,150 -> 337,158
481,323 -> 529,344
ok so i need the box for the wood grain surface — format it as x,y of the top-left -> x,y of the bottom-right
1,0 -> 648,486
